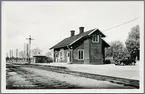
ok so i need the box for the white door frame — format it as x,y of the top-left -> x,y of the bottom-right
67,52 -> 70,63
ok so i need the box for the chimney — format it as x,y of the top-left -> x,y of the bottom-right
79,27 -> 84,34
70,30 -> 75,37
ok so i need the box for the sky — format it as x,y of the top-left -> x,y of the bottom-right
2,1 -> 144,55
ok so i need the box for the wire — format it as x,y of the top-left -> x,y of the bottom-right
103,17 -> 140,32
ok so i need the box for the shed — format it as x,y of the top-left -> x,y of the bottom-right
33,55 -> 48,63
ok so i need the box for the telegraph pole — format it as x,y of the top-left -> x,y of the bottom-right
11,50 -> 13,62
9,49 -> 13,62
6,53 -> 8,62
16,49 -> 18,62
9,50 -> 11,60
24,43 -> 27,61
26,35 -> 34,64
26,44 -> 29,63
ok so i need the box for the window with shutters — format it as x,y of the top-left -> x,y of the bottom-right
78,50 -> 84,60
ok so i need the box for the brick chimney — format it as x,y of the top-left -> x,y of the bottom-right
79,27 -> 84,34
70,30 -> 75,37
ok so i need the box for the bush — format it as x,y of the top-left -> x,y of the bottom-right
104,59 -> 111,64
47,57 -> 53,63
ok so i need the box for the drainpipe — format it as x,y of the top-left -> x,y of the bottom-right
67,45 -> 71,51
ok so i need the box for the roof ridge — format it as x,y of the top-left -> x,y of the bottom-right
61,28 -> 96,40
50,28 -> 106,49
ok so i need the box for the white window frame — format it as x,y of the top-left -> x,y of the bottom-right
92,34 -> 99,43
78,49 -> 84,60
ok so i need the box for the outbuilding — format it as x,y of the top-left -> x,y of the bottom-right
33,55 -> 48,63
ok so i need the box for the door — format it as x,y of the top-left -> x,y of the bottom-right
67,52 -> 70,63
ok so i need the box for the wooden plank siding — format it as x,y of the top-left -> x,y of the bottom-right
52,28 -> 109,64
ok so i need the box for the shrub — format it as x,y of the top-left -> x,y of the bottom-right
47,57 -> 53,63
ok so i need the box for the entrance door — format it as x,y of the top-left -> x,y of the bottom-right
67,52 -> 70,63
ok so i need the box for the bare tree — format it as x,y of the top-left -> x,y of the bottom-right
31,47 -> 42,56
19,51 -> 25,58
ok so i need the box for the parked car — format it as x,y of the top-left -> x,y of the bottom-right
103,59 -> 111,64
115,57 -> 136,65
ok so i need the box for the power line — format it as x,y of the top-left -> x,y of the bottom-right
103,17 -> 140,32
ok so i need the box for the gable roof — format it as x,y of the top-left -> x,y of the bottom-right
50,28 -> 106,49
102,39 -> 110,47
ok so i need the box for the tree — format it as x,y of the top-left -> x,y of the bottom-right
19,51 -> 25,58
45,51 -> 53,63
105,47 -> 113,57
105,41 -> 129,61
125,25 -> 140,52
45,51 -> 52,58
125,25 -> 140,60
31,47 -> 42,56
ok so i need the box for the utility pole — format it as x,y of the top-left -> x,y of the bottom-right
26,35 -> 34,64
9,50 -> 11,58
11,50 -> 13,62
26,44 -> 29,63
6,53 -> 8,62
9,50 -> 11,62
16,49 -> 18,62
24,43 -> 26,61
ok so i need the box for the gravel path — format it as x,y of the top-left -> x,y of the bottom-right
6,64 -> 80,89
6,63 -> 135,89
21,67 -> 134,89
42,62 -> 139,80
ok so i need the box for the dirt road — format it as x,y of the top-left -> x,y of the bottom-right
6,63 -> 136,89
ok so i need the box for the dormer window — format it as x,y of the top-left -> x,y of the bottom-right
92,34 -> 99,43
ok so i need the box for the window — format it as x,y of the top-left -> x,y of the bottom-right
60,51 -> 62,56
59,49 -> 65,60
92,35 -> 99,43
68,53 -> 69,57
78,50 -> 84,60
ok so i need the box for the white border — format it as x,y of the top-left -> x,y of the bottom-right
1,1 -> 144,93
139,4 -> 144,92
1,1 -> 7,93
